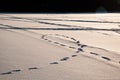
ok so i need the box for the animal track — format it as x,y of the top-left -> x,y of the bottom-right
1,72 -> 12,75
50,62 -> 59,64
48,40 -> 52,42
60,57 -> 69,61
72,55 -> 77,57
81,45 -> 87,48
60,44 -> 66,46
41,35 -> 45,39
26,33 -> 120,66
1,67 -> 39,75
12,69 -> 21,72
54,42 -> 59,44
71,38 -> 76,41
101,56 -> 111,61
78,48 -> 84,52
0,69 -> 22,75
28,67 -> 39,70
44,39 -> 48,40
64,36 -> 69,38
69,46 -> 76,49
77,43 -> 81,46
1,34 -> 119,76
76,51 -> 80,53
76,41 -> 80,44
90,52 -> 99,55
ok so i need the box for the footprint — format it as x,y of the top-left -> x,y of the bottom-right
72,55 -> 77,57
60,57 -> 69,61
69,46 -> 76,49
81,45 -> 87,48
71,38 -> 76,41
50,62 -> 59,64
78,48 -> 84,52
11,69 -> 21,72
76,41 -> 80,44
101,56 -> 111,61
41,35 -> 45,39
61,35 -> 66,37
90,52 -> 99,56
48,40 -> 52,42
44,39 -> 48,40
28,67 -> 39,70
77,43 -> 81,46
60,44 -> 66,46
76,51 -> 80,53
54,42 -> 59,44
65,36 -> 69,38
1,71 -> 12,75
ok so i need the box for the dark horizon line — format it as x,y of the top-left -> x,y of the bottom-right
0,11 -> 120,14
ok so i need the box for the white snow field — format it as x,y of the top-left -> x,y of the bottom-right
0,13 -> 120,80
